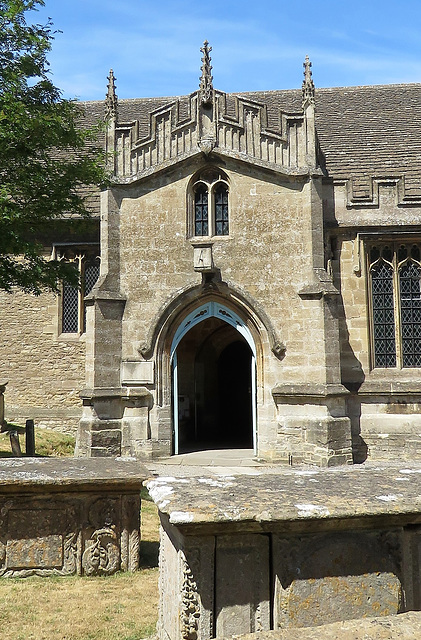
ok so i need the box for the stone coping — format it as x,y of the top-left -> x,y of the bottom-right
220,611 -> 421,640
0,457 -> 147,492
145,462 -> 421,532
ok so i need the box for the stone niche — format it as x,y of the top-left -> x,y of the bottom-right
147,464 -> 421,639
0,458 -> 145,577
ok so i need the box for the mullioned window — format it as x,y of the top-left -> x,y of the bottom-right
368,242 -> 421,368
57,246 -> 100,335
190,169 -> 229,238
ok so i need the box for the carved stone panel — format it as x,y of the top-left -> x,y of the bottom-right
182,537 -> 215,640
0,490 -> 140,578
273,530 -> 403,629
7,535 -> 63,569
158,525 -> 215,640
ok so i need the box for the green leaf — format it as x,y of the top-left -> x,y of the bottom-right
0,0 -> 108,293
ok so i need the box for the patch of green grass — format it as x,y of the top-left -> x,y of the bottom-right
0,425 -> 75,457
32,429 -> 75,457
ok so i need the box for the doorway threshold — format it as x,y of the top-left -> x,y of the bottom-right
157,448 -> 258,466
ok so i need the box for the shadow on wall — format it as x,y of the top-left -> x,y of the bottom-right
327,217 -> 368,464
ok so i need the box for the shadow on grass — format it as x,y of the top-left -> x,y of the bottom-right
140,541 -> 159,569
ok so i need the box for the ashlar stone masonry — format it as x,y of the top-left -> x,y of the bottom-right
2,46 -> 421,465
77,50 -> 352,465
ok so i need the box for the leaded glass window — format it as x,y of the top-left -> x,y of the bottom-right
214,185 -> 229,236
190,170 -> 229,237
82,257 -> 101,332
399,261 -> 421,367
194,185 -> 208,236
62,281 -> 79,333
368,241 -> 421,368
371,259 -> 396,367
60,249 -> 100,335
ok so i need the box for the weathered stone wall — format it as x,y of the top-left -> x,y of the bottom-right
0,287 -> 86,433
334,234 -> 369,379
0,458 -> 143,577
330,181 -> 421,462
148,464 -> 421,640
119,163 -> 317,380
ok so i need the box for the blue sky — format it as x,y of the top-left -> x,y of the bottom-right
33,0 -> 421,101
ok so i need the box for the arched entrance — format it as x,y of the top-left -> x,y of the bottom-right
171,302 -> 256,454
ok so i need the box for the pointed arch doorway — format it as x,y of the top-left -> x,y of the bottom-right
170,302 -> 257,454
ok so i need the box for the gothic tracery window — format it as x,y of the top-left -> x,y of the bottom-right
191,169 -> 229,237
368,242 -> 421,368
59,247 -> 100,334
214,184 -> 229,236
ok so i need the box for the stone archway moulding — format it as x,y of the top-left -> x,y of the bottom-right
138,282 -> 285,361
171,301 -> 257,455
170,301 -> 256,362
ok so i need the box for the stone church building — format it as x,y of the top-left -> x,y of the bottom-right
2,44 -> 421,466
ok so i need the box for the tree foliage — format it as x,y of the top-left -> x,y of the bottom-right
0,0 -> 107,294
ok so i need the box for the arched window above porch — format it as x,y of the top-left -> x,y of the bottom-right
189,168 -> 229,238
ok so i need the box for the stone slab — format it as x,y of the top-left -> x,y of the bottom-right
0,457 -> 147,492
152,462 -> 421,638
218,611 -> 421,640
215,534 -> 270,637
0,458 -> 146,577
272,529 -> 403,627
145,462 -> 421,532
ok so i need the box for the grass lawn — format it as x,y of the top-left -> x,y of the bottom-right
0,428 -> 160,640
0,425 -> 75,457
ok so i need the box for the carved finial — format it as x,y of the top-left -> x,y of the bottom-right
105,69 -> 118,120
302,55 -> 315,108
199,40 -> 213,106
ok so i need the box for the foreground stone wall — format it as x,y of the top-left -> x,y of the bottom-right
147,463 -> 421,639
158,520 -> 406,638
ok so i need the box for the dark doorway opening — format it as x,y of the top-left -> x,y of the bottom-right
218,341 -> 253,447
175,317 -> 254,453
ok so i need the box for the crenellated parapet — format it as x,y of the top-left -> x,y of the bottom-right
215,92 -> 307,171
110,90 -> 314,181
332,174 -> 421,208
106,47 -> 319,182
114,95 -> 199,179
